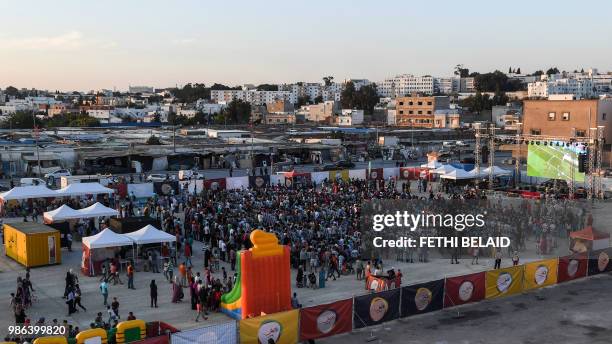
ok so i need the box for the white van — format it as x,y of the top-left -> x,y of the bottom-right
20,178 -> 47,186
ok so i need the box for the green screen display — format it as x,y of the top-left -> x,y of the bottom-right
527,142 -> 586,182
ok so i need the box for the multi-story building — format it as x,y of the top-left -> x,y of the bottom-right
301,101 -> 340,122
434,77 -> 460,94
210,89 -> 296,105
528,76 -> 594,99
377,75 -> 435,97
266,99 -> 294,114
433,109 -> 461,129
492,103 -> 522,128
264,113 -> 296,125
128,86 -> 155,94
334,109 -> 364,126
395,95 -> 450,128
460,77 -> 476,93
522,98 -> 612,143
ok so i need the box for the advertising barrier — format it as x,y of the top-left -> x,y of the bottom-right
485,265 -> 524,299
523,259 -> 558,290
401,279 -> 445,317
444,272 -> 486,308
239,309 -> 299,344
557,254 -> 588,283
299,299 -> 353,341
587,247 -> 612,276
248,175 -> 270,189
328,170 -> 350,181
353,289 -> 400,329
171,321 -> 237,344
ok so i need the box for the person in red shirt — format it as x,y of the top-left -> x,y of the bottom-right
127,263 -> 135,289
394,269 -> 402,288
184,243 -> 192,267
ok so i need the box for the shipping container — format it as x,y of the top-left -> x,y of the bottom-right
3,222 -> 62,267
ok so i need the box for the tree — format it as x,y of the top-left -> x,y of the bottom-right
532,70 -> 544,77
0,111 -> 35,129
152,113 -> 161,123
516,67 -> 521,74
322,76 -> 334,87
546,67 -> 560,75
223,99 -> 251,124
256,84 -> 278,91
295,96 -> 310,107
508,67 -> 513,74
146,135 -> 162,145
314,96 -> 323,104
474,70 -> 524,92
4,86 -> 20,98
454,64 -> 470,78
340,82 -> 379,115
341,81 -> 357,109
170,83 -> 210,103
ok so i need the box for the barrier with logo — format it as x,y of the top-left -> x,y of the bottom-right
171,321 -> 236,344
558,254 -> 588,283
75,328 -> 107,344
239,310 -> 299,344
523,258 -> 558,290
444,271 -> 486,308
485,265 -> 524,299
299,299 -> 353,341
401,279 -> 445,317
328,169 -> 350,181
353,288 -> 400,329
248,175 -> 270,189
587,247 -> 612,276
33,338 -> 67,344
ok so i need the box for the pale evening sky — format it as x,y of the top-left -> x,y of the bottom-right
0,0 -> 610,91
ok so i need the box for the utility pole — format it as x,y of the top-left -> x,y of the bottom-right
33,113 -> 41,177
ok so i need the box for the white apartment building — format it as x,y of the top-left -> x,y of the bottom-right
377,74 -> 435,97
210,89 -> 296,105
460,77 -> 476,93
128,86 -> 155,94
434,77 -> 460,94
528,77 -> 594,99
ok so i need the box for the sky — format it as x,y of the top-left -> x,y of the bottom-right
1,0 -> 611,92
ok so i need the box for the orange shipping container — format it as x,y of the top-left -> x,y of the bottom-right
3,222 -> 62,267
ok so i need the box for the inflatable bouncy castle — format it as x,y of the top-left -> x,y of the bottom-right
221,230 -> 292,319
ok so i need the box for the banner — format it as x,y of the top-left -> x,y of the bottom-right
127,183 -> 154,198
328,170 -> 349,181
353,289 -> 400,329
367,168 -> 384,180
311,172 -> 329,184
299,299 -> 353,341
485,265 -> 524,299
171,321 -> 237,344
270,174 -> 285,186
226,176 -> 249,190
239,310 -> 299,344
348,169 -> 366,180
203,178 -> 226,191
444,272 -> 486,308
249,175 -> 270,188
401,279 -> 444,317
383,167 -> 399,179
153,181 -> 179,196
588,247 -> 612,276
523,259 -> 558,290
558,254 -> 588,283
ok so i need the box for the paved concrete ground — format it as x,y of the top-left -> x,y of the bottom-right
321,273 -> 612,344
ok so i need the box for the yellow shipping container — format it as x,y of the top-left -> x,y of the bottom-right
3,222 -> 62,267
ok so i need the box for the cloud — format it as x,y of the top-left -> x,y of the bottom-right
0,31 -> 118,51
173,38 -> 197,45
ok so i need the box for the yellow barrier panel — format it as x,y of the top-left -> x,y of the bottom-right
33,337 -> 68,344
523,258 -> 558,290
485,265 -> 524,299
240,309 -> 299,344
115,319 -> 146,344
76,328 -> 108,344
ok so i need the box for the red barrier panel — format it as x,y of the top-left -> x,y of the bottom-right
558,254 -> 588,283
130,335 -> 168,344
444,272 -> 486,308
299,299 -> 353,341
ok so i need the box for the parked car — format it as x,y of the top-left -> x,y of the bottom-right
44,169 -> 71,179
20,177 -> 47,186
147,174 -> 170,182
335,160 -> 355,169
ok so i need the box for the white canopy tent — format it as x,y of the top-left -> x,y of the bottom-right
78,202 -> 119,218
420,161 -> 443,169
56,183 -> 114,197
124,225 -> 176,245
82,228 -> 134,276
440,169 -> 479,180
43,204 -> 83,222
82,228 -> 133,249
482,166 -> 512,176
432,165 -> 457,175
0,185 -> 58,201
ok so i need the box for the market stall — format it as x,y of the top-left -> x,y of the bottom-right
56,183 -> 115,197
124,225 -> 177,265
43,204 -> 82,223
81,228 -> 134,276
3,222 -> 62,267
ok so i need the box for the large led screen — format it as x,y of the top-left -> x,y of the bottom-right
527,141 -> 586,182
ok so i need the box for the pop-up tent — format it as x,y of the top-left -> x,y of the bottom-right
56,183 -> 114,197
0,185 -> 58,201
124,225 -> 176,245
420,160 -> 443,169
481,166 -> 512,176
43,204 -> 83,223
570,226 -> 610,253
81,228 -> 134,276
78,202 -> 119,218
441,169 -> 478,180
432,165 -> 457,175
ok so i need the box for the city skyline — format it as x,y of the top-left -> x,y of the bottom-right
1,0 -> 611,91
